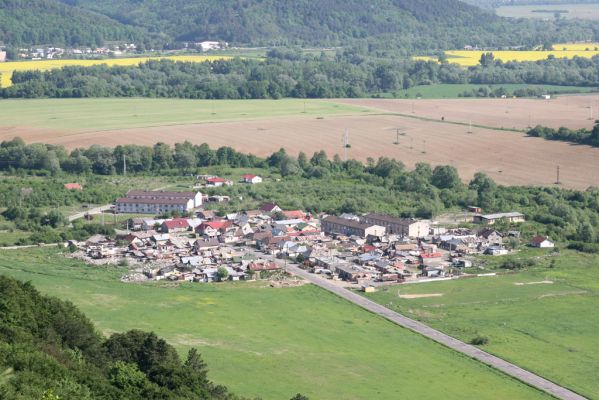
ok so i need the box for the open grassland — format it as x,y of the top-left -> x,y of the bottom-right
0,248 -> 550,400
0,55 -> 232,88
0,98 -> 371,132
497,4 -> 599,20
364,249 -> 599,399
3,97 -> 599,189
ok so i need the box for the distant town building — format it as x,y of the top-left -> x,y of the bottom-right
0,51 -> 6,62
64,183 -> 83,190
116,190 -> 201,214
321,216 -> 385,238
242,174 -> 262,184
361,213 -> 430,238
473,212 -> 525,225
530,236 -> 555,248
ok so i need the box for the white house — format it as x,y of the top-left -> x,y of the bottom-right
242,174 -> 262,184
530,236 -> 555,248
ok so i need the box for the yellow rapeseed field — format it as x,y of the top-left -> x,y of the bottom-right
415,43 -> 599,67
0,55 -> 232,87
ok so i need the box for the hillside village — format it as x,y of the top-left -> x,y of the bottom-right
70,182 -> 553,286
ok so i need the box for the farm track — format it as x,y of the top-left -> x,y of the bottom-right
285,264 -> 588,400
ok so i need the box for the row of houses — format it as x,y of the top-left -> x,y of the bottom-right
116,190 -> 202,214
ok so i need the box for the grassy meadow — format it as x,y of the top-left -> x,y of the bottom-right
364,249 -> 599,399
0,55 -> 233,88
0,247 -> 551,400
0,98 -> 372,132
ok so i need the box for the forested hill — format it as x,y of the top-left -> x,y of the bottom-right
0,274 -> 271,399
2,0 -> 597,51
62,0 -> 596,50
0,0 -> 150,47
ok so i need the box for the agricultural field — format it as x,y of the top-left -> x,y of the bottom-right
363,249 -> 599,399
4,96 -> 599,188
415,45 -> 599,66
393,83 -> 596,99
0,247 -> 552,400
0,55 -> 232,88
496,3 -> 599,20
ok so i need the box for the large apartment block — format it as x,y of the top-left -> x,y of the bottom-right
116,190 -> 202,214
361,213 -> 430,238
321,216 -> 386,238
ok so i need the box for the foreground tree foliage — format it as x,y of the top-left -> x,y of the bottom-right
0,275 -> 307,399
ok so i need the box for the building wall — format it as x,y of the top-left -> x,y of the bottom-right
116,200 -> 192,214
407,221 -> 430,238
364,225 -> 386,237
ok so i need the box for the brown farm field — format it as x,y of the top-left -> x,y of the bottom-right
2,96 -> 599,189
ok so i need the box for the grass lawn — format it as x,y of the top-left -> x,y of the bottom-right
364,249 -> 599,399
0,248 -> 550,400
0,98 -> 373,132
393,83 -> 597,99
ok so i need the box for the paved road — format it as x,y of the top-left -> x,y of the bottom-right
68,205 -> 113,222
285,264 -> 587,400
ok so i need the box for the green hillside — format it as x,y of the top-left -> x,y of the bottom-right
0,0 -> 149,47
1,0 -> 595,50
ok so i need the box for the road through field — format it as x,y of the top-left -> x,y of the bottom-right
284,264 -> 587,400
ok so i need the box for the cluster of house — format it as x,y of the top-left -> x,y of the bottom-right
15,44 -> 139,60
196,173 -> 263,188
80,190 -> 553,284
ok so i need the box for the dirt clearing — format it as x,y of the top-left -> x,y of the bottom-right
336,95 -> 599,131
400,293 -> 444,299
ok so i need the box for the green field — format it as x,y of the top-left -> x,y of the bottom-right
0,248 -> 551,400
394,83 -> 597,99
496,3 -> 599,20
365,249 -> 599,399
0,98 -> 372,131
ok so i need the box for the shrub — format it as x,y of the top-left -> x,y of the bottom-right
470,336 -> 489,346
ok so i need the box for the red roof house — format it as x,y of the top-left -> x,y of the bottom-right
161,218 -> 190,233
64,183 -> 82,190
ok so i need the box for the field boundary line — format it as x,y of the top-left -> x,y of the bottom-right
285,264 -> 588,400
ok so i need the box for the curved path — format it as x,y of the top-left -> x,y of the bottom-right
285,264 -> 587,400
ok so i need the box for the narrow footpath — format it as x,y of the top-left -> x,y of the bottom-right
285,264 -> 587,400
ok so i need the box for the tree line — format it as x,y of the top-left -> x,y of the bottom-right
527,123 -> 599,147
3,137 -> 599,247
4,53 -> 599,100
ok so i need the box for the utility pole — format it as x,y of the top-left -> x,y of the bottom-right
556,165 -> 561,185
123,153 -> 127,176
468,120 -> 472,134
343,129 -> 349,162
422,140 -> 427,154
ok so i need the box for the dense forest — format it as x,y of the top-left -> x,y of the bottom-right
2,137 -> 599,249
0,274 -> 284,399
0,0 -> 149,47
1,0 -> 598,50
5,53 -> 599,99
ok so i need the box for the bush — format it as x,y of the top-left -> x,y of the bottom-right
470,336 -> 489,346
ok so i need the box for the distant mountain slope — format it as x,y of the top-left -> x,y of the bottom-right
0,0 -> 148,47
2,0 -> 597,50
61,0 -> 597,50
